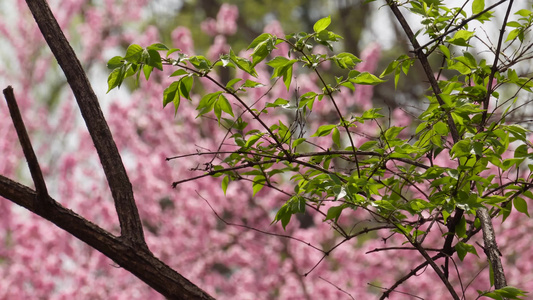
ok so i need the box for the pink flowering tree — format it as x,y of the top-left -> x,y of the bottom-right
2,0 -> 533,299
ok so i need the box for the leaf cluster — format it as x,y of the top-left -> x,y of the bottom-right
107,6 -> 533,298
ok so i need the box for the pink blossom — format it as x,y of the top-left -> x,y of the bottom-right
200,18 -> 217,36
355,43 -> 381,110
216,4 -> 238,36
201,4 -> 239,37
171,26 -> 194,54
207,35 -> 229,60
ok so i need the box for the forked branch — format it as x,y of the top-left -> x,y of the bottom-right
25,0 -> 146,247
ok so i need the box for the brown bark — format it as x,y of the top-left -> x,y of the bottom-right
25,0 -> 146,248
0,174 -> 214,299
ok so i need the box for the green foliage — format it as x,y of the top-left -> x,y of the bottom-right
107,3 -> 533,297
478,286 -> 529,300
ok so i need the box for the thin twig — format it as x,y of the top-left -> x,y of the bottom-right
415,0 -> 508,52
482,0 -> 515,126
3,86 -> 50,201
196,191 -> 325,252
319,276 -> 355,300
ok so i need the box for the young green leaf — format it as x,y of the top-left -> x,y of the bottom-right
163,81 -> 181,113
143,65 -> 153,80
218,94 -> 234,117
221,175 -> 230,196
107,56 -> 124,69
311,124 -> 336,137
226,78 -> 242,90
242,79 -> 265,88
514,197 -> 530,217
332,127 -> 341,147
124,44 -> 144,62
166,48 -> 181,57
325,204 -> 346,222
351,72 -> 386,85
147,43 -> 169,51
273,204 -> 292,230
230,49 -> 257,77
107,66 -> 126,93
333,52 -> 362,69
313,15 -> 331,33
252,175 -> 266,196
169,69 -> 188,77
146,49 -> 163,70
179,75 -> 194,101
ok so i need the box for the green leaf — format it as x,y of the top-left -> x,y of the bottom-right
107,66 -> 126,93
179,75 -> 193,101
266,98 -> 290,108
515,9 -> 532,17
502,158 -> 523,171
456,216 -> 467,238
267,57 -> 297,90
332,127 -> 341,147
107,56 -> 124,69
267,56 -> 290,69
514,197 -> 530,217
245,133 -> 263,148
218,94 -> 234,117
163,81 -> 181,112
188,55 -> 212,71
292,138 -> 306,148
451,139 -> 471,158
313,15 -> 331,33
169,69 -> 188,77
143,65 -> 153,80
124,44 -> 143,62
506,29 -> 521,42
197,92 -> 222,116
221,176 -> 229,196
434,122 -> 448,135
325,204 -> 346,222
438,45 -> 450,59
247,33 -> 273,50
455,242 -> 479,261
226,78 -> 242,90
290,197 -> 306,214
481,286 -> 529,299
273,204 -> 292,230
252,175 -> 266,196
166,48 -> 181,57
146,49 -> 163,70
249,34 -> 276,67
447,30 -> 474,47
242,79 -> 265,88
351,72 -> 386,85
311,124 -> 336,137
147,43 -> 169,51
383,126 -> 405,141
514,144 -> 528,158
359,141 -> 377,151
472,0 -> 485,14
333,52 -> 362,69
230,49 -> 257,77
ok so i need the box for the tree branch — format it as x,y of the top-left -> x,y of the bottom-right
0,175 -> 215,299
3,86 -> 49,201
386,0 -> 460,144
24,0 -> 146,247
482,0 -> 514,126
477,206 -> 507,289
